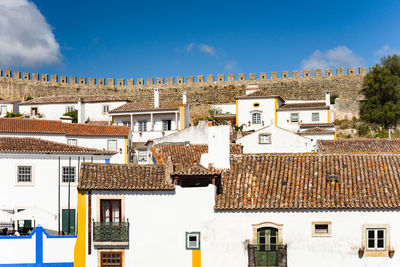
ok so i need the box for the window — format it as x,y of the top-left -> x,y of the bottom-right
312,112 -> 320,122
107,140 -> 117,151
290,113 -> 299,123
100,199 -> 121,223
186,232 -> 200,250
367,229 -> 385,250
122,121 -> 131,127
17,166 -> 32,183
312,221 -> 331,237
66,106 -> 74,113
253,103 -> 260,108
62,166 -> 76,183
138,121 -> 147,132
67,139 -> 77,146
259,134 -> 271,144
162,120 -> 172,131
62,209 -> 75,234
1,105 -> 6,114
31,107 -> 38,116
101,251 -> 122,267
137,150 -> 147,163
103,105 -> 110,114
252,113 -> 261,124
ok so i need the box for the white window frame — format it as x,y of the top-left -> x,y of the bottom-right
102,105 -> 110,114
162,120 -> 172,131
1,105 -> 7,115
138,121 -> 147,132
137,150 -> 147,163
259,133 -> 271,144
67,139 -> 77,146
16,165 -> 33,185
107,140 -> 118,151
290,113 -> 299,123
62,166 -> 76,184
366,228 -> 386,250
252,113 -> 261,124
65,106 -> 75,113
312,112 -> 320,122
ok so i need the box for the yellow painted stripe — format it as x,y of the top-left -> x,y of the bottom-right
235,100 -> 239,125
74,190 -> 86,267
192,250 -> 201,267
274,98 -> 278,126
327,109 -> 331,123
124,137 -> 128,164
334,131 -> 337,140
180,106 -> 185,130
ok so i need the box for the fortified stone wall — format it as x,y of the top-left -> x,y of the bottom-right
0,67 -> 370,120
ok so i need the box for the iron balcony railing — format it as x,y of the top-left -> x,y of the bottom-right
93,221 -> 129,243
248,244 -> 287,267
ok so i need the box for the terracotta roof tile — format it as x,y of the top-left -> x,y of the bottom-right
109,101 -> 183,113
277,102 -> 328,111
300,123 -> 334,128
236,91 -> 284,102
300,127 -> 335,134
215,153 -> 400,210
230,130 -> 254,142
21,95 -> 127,105
318,139 -> 400,153
173,163 -> 220,176
0,137 -> 116,155
78,162 -> 174,191
0,118 -> 130,136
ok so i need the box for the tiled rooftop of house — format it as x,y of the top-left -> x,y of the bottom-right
299,127 -> 335,134
173,163 -> 220,176
300,123 -> 334,128
235,90 -> 284,101
318,139 -> 400,153
78,162 -> 174,190
151,143 -> 243,170
0,137 -> 116,155
20,95 -> 127,105
0,99 -> 19,104
214,153 -> 400,210
230,130 -> 254,142
277,102 -> 328,111
0,118 -> 130,136
109,101 -> 183,113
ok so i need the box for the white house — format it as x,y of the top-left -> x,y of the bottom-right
0,136 -> 115,236
74,127 -> 400,267
0,99 -> 19,117
110,88 -> 190,164
0,118 -> 131,164
19,95 -> 128,123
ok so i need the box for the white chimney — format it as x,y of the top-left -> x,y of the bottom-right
325,91 -> 330,106
77,97 -> 83,123
200,125 -> 230,169
182,92 -> 187,105
154,88 -> 160,108
245,85 -> 259,95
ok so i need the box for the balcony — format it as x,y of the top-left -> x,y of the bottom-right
248,244 -> 287,267
93,222 -> 129,246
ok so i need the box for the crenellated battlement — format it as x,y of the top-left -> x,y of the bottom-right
0,67 -> 370,88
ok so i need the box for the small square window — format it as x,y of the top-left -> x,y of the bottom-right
67,139 -> 77,146
17,166 -> 32,183
137,150 -> 147,163
162,120 -> 172,131
366,229 -> 386,250
66,106 -> 75,113
186,232 -> 200,250
312,112 -> 320,122
138,121 -> 147,132
62,166 -> 76,183
312,222 -> 331,237
31,107 -> 38,116
290,113 -> 299,123
103,105 -> 110,114
259,134 -> 271,144
107,140 -> 117,151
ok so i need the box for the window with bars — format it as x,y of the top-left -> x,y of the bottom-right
367,229 -> 386,250
162,120 -> 172,131
312,112 -> 320,122
62,167 -> 76,183
107,140 -> 117,151
252,113 -> 261,124
101,251 -> 122,267
17,166 -> 32,183
138,121 -> 147,132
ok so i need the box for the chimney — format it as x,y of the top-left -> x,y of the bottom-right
154,88 -> 160,108
200,125 -> 230,169
182,92 -> 187,105
77,97 -> 83,123
164,156 -> 174,184
245,85 -> 259,95
325,91 -> 330,106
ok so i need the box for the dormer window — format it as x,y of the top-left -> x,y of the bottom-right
252,113 -> 261,124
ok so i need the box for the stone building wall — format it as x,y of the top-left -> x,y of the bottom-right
0,67 -> 368,120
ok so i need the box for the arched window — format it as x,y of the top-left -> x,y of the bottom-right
252,113 -> 261,124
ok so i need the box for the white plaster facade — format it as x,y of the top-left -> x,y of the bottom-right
0,101 -> 19,117
276,107 -> 330,132
237,97 -> 280,131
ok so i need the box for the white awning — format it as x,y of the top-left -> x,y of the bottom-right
12,207 -> 56,223
0,210 -> 12,223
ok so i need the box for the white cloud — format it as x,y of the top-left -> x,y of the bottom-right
225,60 -> 237,72
375,45 -> 399,58
301,46 -> 364,70
0,0 -> 62,68
186,43 -> 216,56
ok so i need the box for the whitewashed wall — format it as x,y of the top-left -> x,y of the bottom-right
43,233 -> 76,263
0,103 -> 18,117
83,101 -> 126,122
113,112 -> 179,132
153,121 -> 209,145
236,125 -> 316,153
301,132 -> 335,141
0,235 -> 35,264
237,98 -> 277,131
84,185 -> 400,267
277,109 -> 330,132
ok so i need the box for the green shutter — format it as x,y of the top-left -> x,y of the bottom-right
62,209 -> 76,234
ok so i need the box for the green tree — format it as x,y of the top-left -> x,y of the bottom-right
63,110 -> 78,123
5,112 -> 23,118
360,55 -> 400,129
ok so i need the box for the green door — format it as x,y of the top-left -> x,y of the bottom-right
62,209 -> 76,234
17,209 -> 32,233
257,227 -> 278,266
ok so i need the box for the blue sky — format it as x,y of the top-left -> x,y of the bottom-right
0,0 -> 399,80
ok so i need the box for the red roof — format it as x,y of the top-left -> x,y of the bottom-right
0,118 -> 130,137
